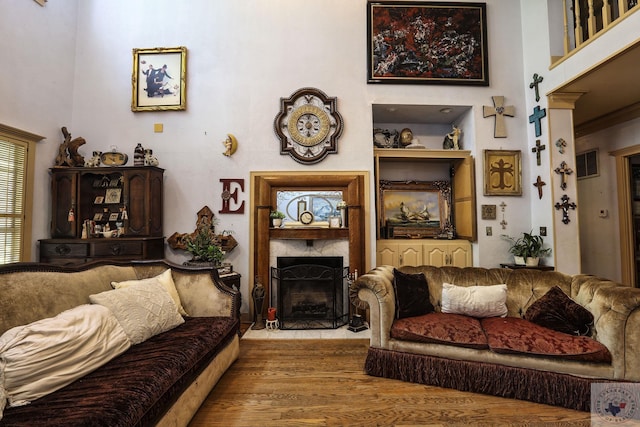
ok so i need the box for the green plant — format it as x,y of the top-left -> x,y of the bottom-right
270,210 -> 285,219
502,231 -> 552,258
184,225 -> 225,265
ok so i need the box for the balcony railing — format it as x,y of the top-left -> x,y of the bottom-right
556,0 -> 638,62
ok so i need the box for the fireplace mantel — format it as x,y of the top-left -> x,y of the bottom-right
250,171 -> 369,319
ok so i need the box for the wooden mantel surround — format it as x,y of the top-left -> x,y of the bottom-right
249,171 -> 370,319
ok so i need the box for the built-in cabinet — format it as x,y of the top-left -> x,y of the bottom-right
377,239 -> 472,267
40,166 -> 164,265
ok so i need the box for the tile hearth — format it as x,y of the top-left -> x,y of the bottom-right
242,324 -> 370,340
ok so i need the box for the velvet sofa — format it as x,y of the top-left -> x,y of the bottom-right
0,260 -> 240,426
350,265 -> 640,411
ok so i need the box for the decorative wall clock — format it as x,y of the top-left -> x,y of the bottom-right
274,87 -> 343,164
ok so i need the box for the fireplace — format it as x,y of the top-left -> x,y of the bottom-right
271,256 -> 349,330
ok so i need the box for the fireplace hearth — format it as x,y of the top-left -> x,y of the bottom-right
271,256 -> 349,330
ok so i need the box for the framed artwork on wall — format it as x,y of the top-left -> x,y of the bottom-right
367,1 -> 489,85
484,150 -> 522,196
132,46 -> 187,112
380,180 -> 452,238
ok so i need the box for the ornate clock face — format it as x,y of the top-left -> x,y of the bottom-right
299,210 -> 314,225
100,151 -> 128,166
274,87 -> 343,164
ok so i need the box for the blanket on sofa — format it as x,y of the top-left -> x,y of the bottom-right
1,317 -> 238,427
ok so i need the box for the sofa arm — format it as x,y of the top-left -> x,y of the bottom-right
575,275 -> 640,381
350,265 -> 396,348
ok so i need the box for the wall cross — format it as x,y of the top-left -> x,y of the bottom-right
555,194 -> 577,224
529,73 -> 544,102
483,96 -> 515,138
531,139 -> 546,166
554,161 -> 573,190
555,138 -> 567,154
528,106 -> 547,137
533,175 -> 546,199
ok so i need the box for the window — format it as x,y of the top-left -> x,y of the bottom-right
0,124 -> 42,264
576,149 -> 599,179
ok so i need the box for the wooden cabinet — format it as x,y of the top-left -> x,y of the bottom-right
376,239 -> 472,267
41,166 -> 164,263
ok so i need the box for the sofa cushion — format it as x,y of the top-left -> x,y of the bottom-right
90,281 -> 184,345
481,317 -> 612,363
441,283 -> 508,318
0,304 -> 131,413
524,286 -> 593,336
112,269 -> 188,316
391,312 -> 488,349
393,269 -> 434,319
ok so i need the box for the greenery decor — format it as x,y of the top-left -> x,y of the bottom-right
502,231 -> 552,259
184,224 -> 225,265
270,210 -> 285,219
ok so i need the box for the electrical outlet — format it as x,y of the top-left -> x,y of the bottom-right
540,226 -> 547,236
486,226 -> 492,236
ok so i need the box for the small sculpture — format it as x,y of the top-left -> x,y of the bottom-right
443,126 -> 462,150
144,148 -> 159,166
134,143 -> 145,166
252,277 -> 266,330
54,127 -> 86,167
85,151 -> 102,167
222,134 -> 238,156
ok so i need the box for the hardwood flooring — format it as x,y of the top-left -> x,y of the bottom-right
189,339 -> 591,427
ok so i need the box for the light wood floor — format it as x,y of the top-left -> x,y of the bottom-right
189,339 -> 591,427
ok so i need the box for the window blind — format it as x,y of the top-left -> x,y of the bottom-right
0,139 -> 27,264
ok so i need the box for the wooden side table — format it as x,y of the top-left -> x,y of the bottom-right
500,263 -> 554,271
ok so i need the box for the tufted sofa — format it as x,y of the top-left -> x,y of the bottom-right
351,265 -> 640,411
0,260 -> 240,426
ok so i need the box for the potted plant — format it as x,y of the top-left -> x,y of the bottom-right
502,231 -> 552,266
184,224 -> 225,267
270,210 -> 285,227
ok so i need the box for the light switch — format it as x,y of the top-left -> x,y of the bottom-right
486,226 -> 492,236
154,123 -> 163,133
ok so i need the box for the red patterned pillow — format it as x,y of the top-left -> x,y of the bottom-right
391,312 -> 488,349
481,317 -> 611,363
524,286 -> 594,336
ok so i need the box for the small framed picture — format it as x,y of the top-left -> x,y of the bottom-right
109,213 -> 120,221
105,188 -> 122,204
93,213 -> 103,221
94,196 -> 104,204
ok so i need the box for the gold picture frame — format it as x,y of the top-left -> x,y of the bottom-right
484,150 -> 522,196
132,46 -> 187,112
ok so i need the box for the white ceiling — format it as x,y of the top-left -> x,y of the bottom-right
372,104 -> 471,125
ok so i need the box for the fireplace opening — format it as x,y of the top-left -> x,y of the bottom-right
271,256 -> 349,330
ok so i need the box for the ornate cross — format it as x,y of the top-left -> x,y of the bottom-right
528,106 -> 547,137
555,138 -> 567,154
555,194 -> 577,224
489,159 -> 515,190
483,96 -> 515,138
554,161 -> 573,190
533,175 -> 546,199
531,140 -> 546,166
499,202 -> 507,229
529,73 -> 544,102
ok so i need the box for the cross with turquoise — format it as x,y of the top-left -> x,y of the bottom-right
528,106 -> 546,137
555,194 -> 577,224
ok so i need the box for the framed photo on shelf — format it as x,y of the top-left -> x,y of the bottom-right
367,1 -> 489,85
380,180 -> 452,238
104,188 -> 122,204
132,46 -> 187,112
94,196 -> 104,204
108,213 -> 120,222
93,213 -> 103,222
483,150 -> 522,196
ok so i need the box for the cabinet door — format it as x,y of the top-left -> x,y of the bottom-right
377,242 -> 398,266
453,157 -> 477,241
398,243 -> 421,266
423,244 -> 448,267
447,241 -> 472,267
51,171 -> 78,238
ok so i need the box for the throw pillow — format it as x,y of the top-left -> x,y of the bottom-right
392,269 -> 434,319
0,304 -> 131,411
90,280 -> 184,345
111,269 -> 188,316
441,283 -> 508,318
524,286 -> 594,336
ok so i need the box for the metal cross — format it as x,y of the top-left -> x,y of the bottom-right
499,201 -> 507,212
555,138 -> 567,154
533,175 -> 546,199
555,194 -> 577,224
499,202 -> 507,229
483,96 -> 515,138
529,73 -> 544,102
528,106 -> 547,137
554,161 -> 573,190
531,139 -> 546,166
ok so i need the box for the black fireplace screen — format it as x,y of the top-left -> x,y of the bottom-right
271,256 -> 349,329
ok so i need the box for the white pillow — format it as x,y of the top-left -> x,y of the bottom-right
441,283 -> 508,318
111,269 -> 188,316
90,280 -> 184,345
0,304 -> 131,411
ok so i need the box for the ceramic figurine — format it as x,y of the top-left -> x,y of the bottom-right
144,148 -> 159,166
134,143 -> 145,166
